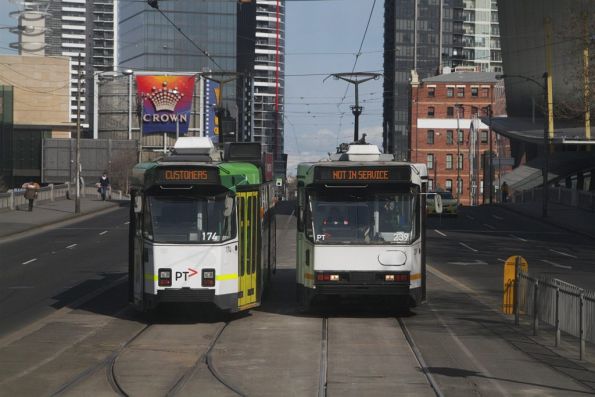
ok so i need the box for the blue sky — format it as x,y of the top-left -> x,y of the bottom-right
0,0 -> 384,174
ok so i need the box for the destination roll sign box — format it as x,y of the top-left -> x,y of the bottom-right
315,166 -> 411,183
156,167 -> 219,185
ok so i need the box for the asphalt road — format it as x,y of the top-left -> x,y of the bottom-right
0,202 -> 594,396
0,207 -> 130,338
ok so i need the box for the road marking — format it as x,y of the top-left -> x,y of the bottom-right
66,244 -> 77,249
509,234 -> 528,242
541,259 -> 572,270
22,258 -> 37,265
459,242 -> 478,252
124,221 -> 130,225
497,258 -> 505,263
99,230 -> 108,235
549,249 -> 577,259
8,286 -> 34,289
434,229 -> 447,237
492,214 -> 504,220
447,260 -> 488,266
465,215 -> 475,220
483,223 -> 496,230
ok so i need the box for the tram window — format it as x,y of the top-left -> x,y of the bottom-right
146,194 -> 237,244
308,189 -> 419,245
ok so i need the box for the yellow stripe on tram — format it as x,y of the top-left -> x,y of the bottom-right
216,273 -> 238,281
144,274 -> 157,282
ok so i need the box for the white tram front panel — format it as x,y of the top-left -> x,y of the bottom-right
142,241 -> 239,309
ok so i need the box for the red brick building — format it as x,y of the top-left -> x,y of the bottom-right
410,71 -> 509,206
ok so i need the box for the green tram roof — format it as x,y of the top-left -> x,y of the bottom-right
131,160 -> 261,193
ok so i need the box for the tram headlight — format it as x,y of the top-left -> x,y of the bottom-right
158,268 -> 172,287
202,268 -> 216,287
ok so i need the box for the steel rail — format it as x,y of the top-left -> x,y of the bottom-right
318,317 -> 328,397
397,317 -> 444,397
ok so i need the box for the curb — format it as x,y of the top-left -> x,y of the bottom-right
496,203 -> 595,241
0,202 -> 126,244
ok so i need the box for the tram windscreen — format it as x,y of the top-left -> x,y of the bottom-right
144,193 -> 236,244
308,188 -> 419,245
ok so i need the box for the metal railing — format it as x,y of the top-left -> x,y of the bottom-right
0,183 -> 128,211
514,268 -> 594,360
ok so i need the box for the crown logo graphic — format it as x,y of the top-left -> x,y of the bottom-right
143,81 -> 184,112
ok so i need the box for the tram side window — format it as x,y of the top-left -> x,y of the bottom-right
143,197 -> 153,240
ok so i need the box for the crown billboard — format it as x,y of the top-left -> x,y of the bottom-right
136,75 -> 195,135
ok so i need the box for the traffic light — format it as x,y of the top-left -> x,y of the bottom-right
147,0 -> 159,9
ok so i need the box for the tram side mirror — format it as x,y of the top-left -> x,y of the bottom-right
433,193 -> 443,214
224,196 -> 234,217
133,196 -> 143,213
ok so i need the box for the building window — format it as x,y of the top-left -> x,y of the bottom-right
447,107 -> 454,117
427,130 -> 435,144
480,180 -> 484,194
457,87 -> 465,97
428,87 -> 435,97
446,154 -> 453,169
481,87 -> 489,97
427,154 -> 434,169
481,130 -> 488,143
457,178 -> 463,195
458,106 -> 465,118
447,87 -> 454,97
445,179 -> 453,192
472,106 -> 479,116
428,179 -> 434,191
471,87 -> 478,97
482,107 -> 490,116
458,130 -> 464,144
458,154 -> 464,170
446,130 -> 453,144
427,106 -> 435,117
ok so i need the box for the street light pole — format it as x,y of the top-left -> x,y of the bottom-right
123,69 -> 134,140
542,72 -> 549,217
75,53 -> 82,214
488,104 -> 493,204
455,103 -> 461,207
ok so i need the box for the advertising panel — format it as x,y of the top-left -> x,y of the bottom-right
203,78 -> 221,143
136,75 -> 195,135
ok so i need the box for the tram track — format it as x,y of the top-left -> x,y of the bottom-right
50,321 -> 152,396
318,317 -> 328,397
397,317 -> 444,397
50,315 -> 246,397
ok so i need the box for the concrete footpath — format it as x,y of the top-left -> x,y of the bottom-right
0,197 -> 125,240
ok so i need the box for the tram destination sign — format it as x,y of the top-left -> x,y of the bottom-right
155,167 -> 219,185
314,166 -> 411,184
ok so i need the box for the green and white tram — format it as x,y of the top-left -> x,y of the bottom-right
129,137 -> 276,312
296,142 -> 434,308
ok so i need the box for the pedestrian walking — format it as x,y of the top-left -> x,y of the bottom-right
98,172 -> 110,201
22,182 -> 40,211
501,181 -> 509,203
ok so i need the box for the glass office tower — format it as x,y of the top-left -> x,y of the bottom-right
383,0 -> 464,160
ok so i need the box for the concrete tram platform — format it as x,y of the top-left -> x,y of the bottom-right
0,197 -> 126,242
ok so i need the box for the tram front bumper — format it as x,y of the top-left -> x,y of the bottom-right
314,283 -> 411,295
145,289 -> 237,311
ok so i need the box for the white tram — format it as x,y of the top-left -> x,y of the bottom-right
296,142 -> 437,308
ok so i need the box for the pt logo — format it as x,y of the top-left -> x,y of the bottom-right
175,268 -> 198,281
